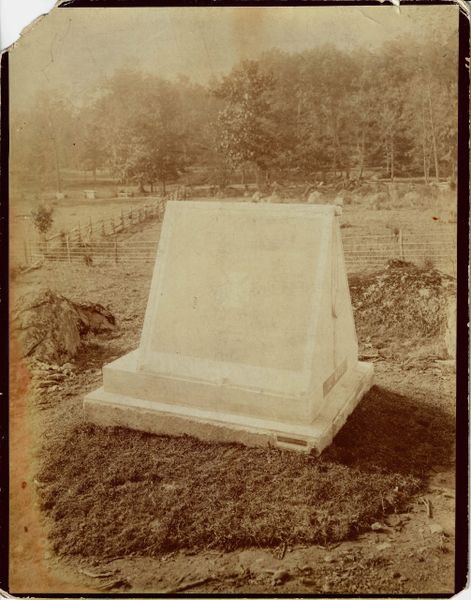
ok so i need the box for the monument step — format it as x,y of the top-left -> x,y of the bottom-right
84,361 -> 373,454
101,350 -> 332,425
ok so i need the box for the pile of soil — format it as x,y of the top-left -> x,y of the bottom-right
349,260 -> 456,357
11,289 -> 116,365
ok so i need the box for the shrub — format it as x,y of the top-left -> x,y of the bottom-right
31,204 -> 54,237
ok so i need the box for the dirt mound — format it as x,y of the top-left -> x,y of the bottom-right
11,289 -> 116,365
349,261 -> 456,357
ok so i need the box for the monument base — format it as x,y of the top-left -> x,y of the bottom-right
84,353 -> 374,454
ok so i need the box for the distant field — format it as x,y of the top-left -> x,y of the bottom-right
11,195 -> 157,233
10,196 -> 160,265
11,189 -> 456,235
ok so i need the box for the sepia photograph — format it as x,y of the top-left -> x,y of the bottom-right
4,1 -> 468,596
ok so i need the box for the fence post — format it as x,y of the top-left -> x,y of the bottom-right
77,223 -> 82,244
89,217 -> 93,239
121,209 -> 125,229
101,219 -> 105,237
114,238 -> 118,264
66,233 -> 71,263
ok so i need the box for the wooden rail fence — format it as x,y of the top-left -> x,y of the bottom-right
17,198 -> 456,276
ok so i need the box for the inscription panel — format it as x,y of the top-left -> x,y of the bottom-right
148,207 -> 325,372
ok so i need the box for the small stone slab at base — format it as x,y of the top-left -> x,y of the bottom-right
84,359 -> 373,454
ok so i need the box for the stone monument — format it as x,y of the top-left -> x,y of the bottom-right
84,201 -> 373,453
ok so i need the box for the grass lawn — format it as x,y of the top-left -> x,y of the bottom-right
36,376 -> 453,562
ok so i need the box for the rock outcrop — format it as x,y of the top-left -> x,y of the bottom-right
11,289 -> 116,365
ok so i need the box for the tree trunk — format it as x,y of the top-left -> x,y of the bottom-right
421,97 -> 429,184
427,82 -> 440,181
45,112 -> 62,192
358,129 -> 365,180
423,155 -> 429,185
390,140 -> 395,182
40,233 -> 48,256
53,145 -> 61,192
332,152 -> 337,179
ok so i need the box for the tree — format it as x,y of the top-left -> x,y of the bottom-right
31,204 -> 54,236
11,92 -> 75,191
10,30 -> 458,195
213,60 -> 278,185
76,107 -> 108,181
100,70 -> 187,193
31,204 -> 54,254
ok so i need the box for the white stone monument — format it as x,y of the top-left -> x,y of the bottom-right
84,201 -> 373,453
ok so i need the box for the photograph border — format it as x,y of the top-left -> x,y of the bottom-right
1,1 -> 468,596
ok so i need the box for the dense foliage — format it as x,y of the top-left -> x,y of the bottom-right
31,203 -> 54,236
11,35 -> 457,191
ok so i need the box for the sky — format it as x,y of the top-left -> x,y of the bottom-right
8,4 -> 458,112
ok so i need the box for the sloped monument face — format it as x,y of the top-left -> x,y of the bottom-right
84,202 -> 373,453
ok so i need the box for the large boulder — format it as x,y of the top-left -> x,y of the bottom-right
11,289 -> 116,365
